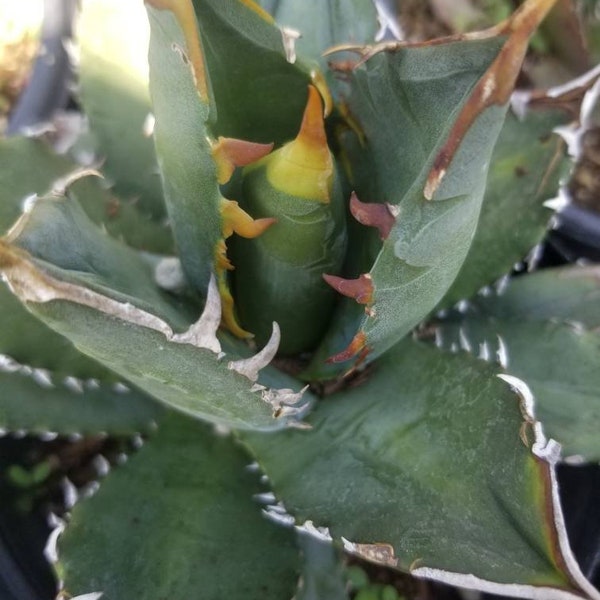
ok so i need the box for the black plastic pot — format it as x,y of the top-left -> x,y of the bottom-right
5,0 -> 76,136
548,204 -> 600,264
0,437 -> 57,600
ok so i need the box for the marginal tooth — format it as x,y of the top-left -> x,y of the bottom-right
250,383 -> 266,393
456,299 -> 470,313
253,491 -> 277,505
478,341 -> 491,361
458,328 -> 472,352
287,421 -> 313,430
274,405 -> 305,419
220,198 -> 276,239
281,26 -> 301,63
154,257 -> 186,292
322,273 -> 373,305
51,168 -> 103,197
228,322 -> 281,382
212,137 -> 274,184
326,331 -> 367,364
64,376 -> 84,394
349,192 -> 396,239
292,385 -> 311,406
310,69 -> 333,117
171,274 -> 222,354
261,386 -> 309,419
496,334 -> 509,368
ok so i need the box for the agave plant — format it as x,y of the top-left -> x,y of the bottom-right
1,0 -> 600,598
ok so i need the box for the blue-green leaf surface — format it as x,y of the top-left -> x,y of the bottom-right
245,339 -> 600,599
434,265 -> 600,461
0,191 -> 312,431
58,411 -> 300,599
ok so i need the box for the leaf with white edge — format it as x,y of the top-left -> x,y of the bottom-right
57,411 -> 300,600
433,269 -> 600,461
468,265 -> 600,329
312,0 -> 558,372
244,339 -> 600,600
0,192 -> 312,431
0,367 -> 163,435
78,0 -> 166,219
440,105 -> 571,307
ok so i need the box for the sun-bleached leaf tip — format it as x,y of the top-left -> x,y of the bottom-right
228,322 -> 281,382
171,274 -> 222,354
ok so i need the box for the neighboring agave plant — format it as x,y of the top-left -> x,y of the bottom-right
1,0 -> 600,599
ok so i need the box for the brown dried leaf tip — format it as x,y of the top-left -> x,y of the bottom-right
349,192 -> 396,239
424,0 -> 559,200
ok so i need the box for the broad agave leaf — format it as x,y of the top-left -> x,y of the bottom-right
0,185 -> 312,431
244,339 -> 600,600
441,104 -> 570,307
433,265 -> 600,461
146,1 -> 279,335
57,411 -> 300,599
309,0 -> 559,375
1,2 -> 596,598
0,138 -> 167,436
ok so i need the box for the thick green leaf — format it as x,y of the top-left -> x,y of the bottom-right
434,266 -> 600,461
257,0 -> 378,77
57,411 -> 300,599
0,369 -> 163,435
313,4 -> 562,372
192,0 -> 315,144
309,35 -> 507,373
0,192 -> 312,431
244,340 -> 599,599
440,319 -> 600,462
146,5 -> 224,293
78,0 -> 166,219
441,106 -> 570,307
